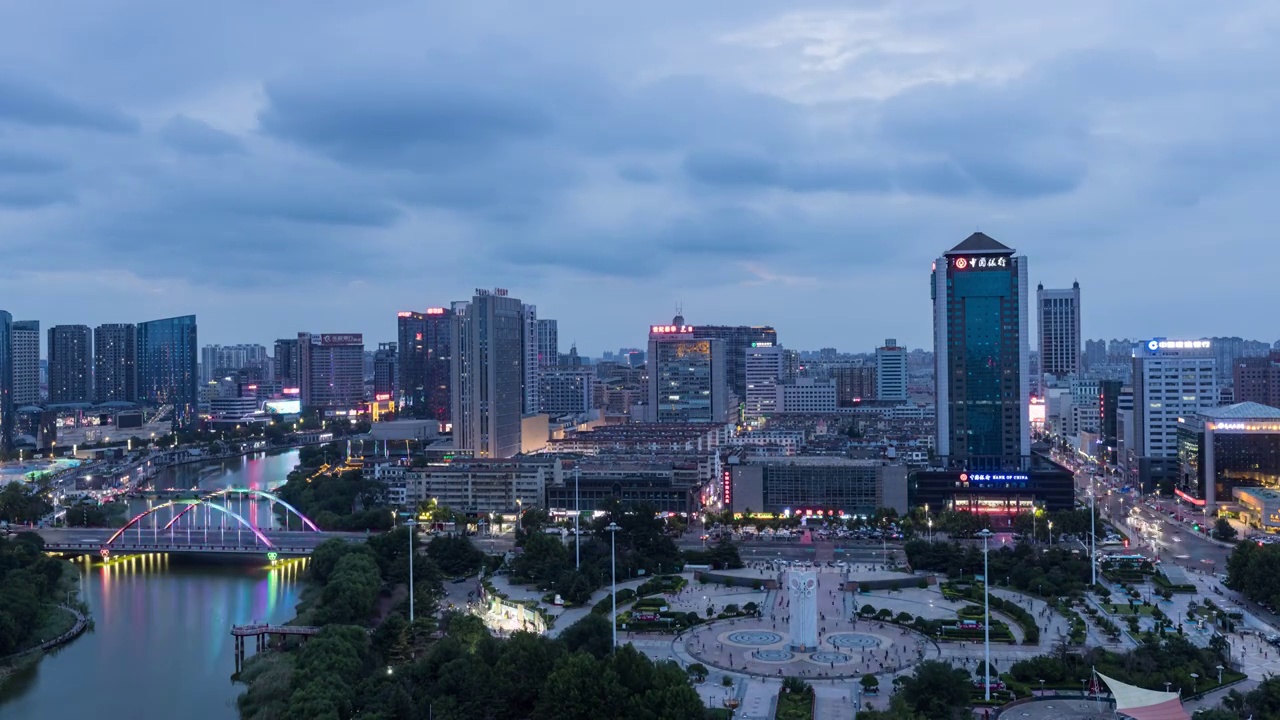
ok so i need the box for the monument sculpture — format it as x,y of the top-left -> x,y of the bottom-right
787,570 -> 819,650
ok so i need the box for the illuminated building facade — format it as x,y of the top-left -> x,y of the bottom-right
48,325 -> 93,404
1177,402 -> 1280,515
373,342 -> 398,399
397,308 -> 452,423
646,316 -> 729,423
297,332 -> 364,413
932,232 -> 1030,470
137,315 -> 199,426
922,233 -> 1072,519
94,323 -> 137,404
1133,338 -> 1217,493
693,325 -> 776,403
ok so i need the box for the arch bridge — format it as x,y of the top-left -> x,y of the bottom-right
42,487 -> 339,559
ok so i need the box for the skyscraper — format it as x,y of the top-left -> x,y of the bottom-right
274,338 -> 299,385
1037,282 -> 1081,387
0,311 -> 12,450
1132,338 -> 1217,492
875,339 -> 908,401
1083,339 -> 1107,369
137,315 -> 198,426
521,304 -> 539,414
48,325 -> 93,404
647,316 -> 728,423
94,323 -> 137,403
537,319 -> 558,369
744,343 -> 784,420
373,342 -> 398,399
297,332 -> 365,412
932,232 -> 1030,469
693,325 -> 777,404
11,321 -> 39,406
451,290 -> 525,458
397,308 -> 452,423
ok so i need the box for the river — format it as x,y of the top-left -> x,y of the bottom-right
1,450 -> 306,720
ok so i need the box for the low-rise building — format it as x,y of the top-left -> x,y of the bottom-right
725,457 -> 908,517
403,459 -> 561,513
1234,486 -> 1280,532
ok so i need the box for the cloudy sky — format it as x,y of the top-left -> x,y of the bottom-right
2,1 -> 1278,354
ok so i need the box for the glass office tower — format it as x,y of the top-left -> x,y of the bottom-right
137,315 -> 198,427
932,232 -> 1031,470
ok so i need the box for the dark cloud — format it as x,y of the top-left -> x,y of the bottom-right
259,68 -> 554,169
0,75 -> 137,132
159,115 -> 245,155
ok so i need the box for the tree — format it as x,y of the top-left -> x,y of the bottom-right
560,613 -> 614,660
892,661 -> 972,719
861,673 -> 880,692
1213,518 -> 1237,542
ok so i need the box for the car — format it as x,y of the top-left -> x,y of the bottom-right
451,577 -> 468,584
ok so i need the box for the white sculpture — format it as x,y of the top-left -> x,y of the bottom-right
787,570 -> 819,650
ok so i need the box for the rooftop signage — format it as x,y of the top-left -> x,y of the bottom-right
425,307 -> 446,315
320,333 -> 362,346
651,325 -> 695,334
1145,339 -> 1210,351
1209,422 -> 1280,433
952,256 -> 1008,270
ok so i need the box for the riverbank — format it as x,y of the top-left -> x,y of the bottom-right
0,604 -> 91,688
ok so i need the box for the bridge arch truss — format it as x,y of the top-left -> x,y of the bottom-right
104,499 -> 274,552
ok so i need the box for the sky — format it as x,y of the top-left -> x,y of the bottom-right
1,1 -> 1278,355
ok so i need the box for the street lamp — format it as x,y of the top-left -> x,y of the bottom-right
1090,476 -> 1097,587
1216,664 -> 1224,685
574,466 -> 581,570
1190,673 -> 1199,696
1048,520 -> 1054,547
606,522 -> 621,650
977,528 -> 993,701
928,517 -> 933,543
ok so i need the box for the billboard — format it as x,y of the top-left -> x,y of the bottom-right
265,400 -> 302,415
320,333 -> 362,346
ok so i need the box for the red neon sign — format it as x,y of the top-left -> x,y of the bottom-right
374,393 -> 391,402
426,308 -> 446,315
722,470 -> 731,507
1174,489 -> 1206,506
283,387 -> 300,395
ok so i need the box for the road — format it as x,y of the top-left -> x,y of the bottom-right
33,526 -> 368,553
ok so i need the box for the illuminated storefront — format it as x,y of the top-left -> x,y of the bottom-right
910,455 -> 1075,521
1178,402 -> 1280,515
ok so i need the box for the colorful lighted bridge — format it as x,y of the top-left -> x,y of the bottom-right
40,487 -> 362,558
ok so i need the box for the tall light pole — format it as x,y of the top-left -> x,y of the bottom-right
977,528 -> 993,702
575,466 -> 581,570
405,517 -> 418,623
1048,520 -> 1054,547
607,521 -> 621,650
928,517 -> 933,544
1090,476 -> 1097,587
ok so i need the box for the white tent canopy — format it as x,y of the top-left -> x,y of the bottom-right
1096,672 -> 1190,720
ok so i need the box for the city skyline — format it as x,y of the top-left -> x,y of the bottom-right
2,2 -> 1278,351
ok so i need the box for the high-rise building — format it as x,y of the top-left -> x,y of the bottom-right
521,304 -> 540,415
451,290 -> 525,458
1107,339 -> 1134,362
11,321 -> 39,406
1234,352 -> 1280,408
138,315 -> 198,425
875,339 -> 908,401
297,332 -> 365,412
1098,379 -> 1122,464
647,316 -> 728,423
1132,338 -> 1217,492
692,325 -> 777,405
373,342 -> 398,399
538,368 -> 594,414
396,308 -> 452,423
94,323 -> 137,403
274,338 -> 299,385
537,319 -> 558,369
1083,339 -> 1107,369
932,232 -> 1030,469
48,325 -> 93,404
1037,282 -> 1081,386
832,365 -> 876,407
744,343 -> 784,419
0,311 -> 12,450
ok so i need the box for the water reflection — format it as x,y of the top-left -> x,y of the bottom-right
1,451 -> 308,719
